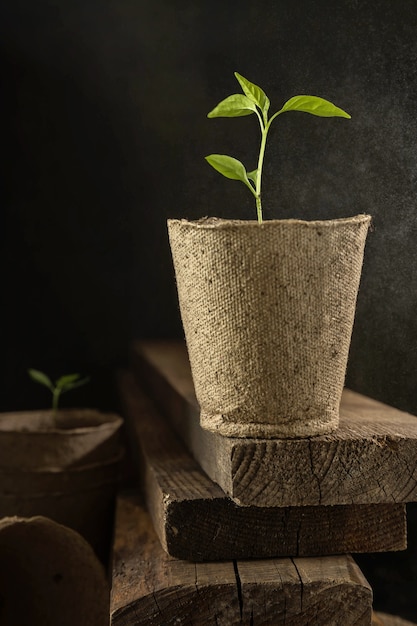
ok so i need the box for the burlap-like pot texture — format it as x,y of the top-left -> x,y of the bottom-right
168,215 -> 371,438
0,409 -> 123,469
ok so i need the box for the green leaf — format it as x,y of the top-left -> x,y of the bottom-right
205,154 -> 251,183
28,369 -> 54,391
55,373 -> 82,389
58,375 -> 90,393
67,376 -> 90,389
279,95 -> 351,118
207,94 -> 257,118
234,72 -> 270,116
247,169 -> 258,185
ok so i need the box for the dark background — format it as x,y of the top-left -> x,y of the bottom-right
1,0 -> 417,619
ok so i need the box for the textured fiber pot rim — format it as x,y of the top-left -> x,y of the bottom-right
0,450 -> 124,478
0,409 -> 123,471
0,450 -> 124,495
0,409 -> 123,435
168,214 -> 371,230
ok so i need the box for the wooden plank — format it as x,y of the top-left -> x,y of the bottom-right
133,340 -> 417,508
119,371 -> 406,561
110,492 -> 373,626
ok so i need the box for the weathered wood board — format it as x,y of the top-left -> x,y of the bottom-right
132,340 -> 417,508
110,492 -> 373,626
119,371 -> 406,561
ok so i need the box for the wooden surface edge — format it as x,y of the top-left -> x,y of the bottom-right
111,492 -> 374,625
132,340 -> 417,509
118,370 -> 407,560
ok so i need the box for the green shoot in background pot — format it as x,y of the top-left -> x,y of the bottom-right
28,369 -> 90,417
205,72 -> 351,224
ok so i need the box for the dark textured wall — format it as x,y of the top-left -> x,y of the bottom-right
1,1 -> 417,617
2,0 -> 416,414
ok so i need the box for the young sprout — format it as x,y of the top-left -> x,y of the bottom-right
28,369 -> 90,417
206,72 -> 351,224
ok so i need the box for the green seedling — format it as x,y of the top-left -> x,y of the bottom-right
206,72 -> 351,224
28,369 -> 90,416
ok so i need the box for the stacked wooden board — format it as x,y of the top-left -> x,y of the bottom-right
110,340 -> 417,625
111,492 -> 374,625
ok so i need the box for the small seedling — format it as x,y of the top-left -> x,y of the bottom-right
206,72 -> 351,224
28,369 -> 90,416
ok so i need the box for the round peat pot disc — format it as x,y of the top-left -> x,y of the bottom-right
0,515 -> 109,626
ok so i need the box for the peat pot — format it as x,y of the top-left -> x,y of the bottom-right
0,516 -> 109,626
168,215 -> 371,439
0,409 -> 123,469
0,409 -> 123,560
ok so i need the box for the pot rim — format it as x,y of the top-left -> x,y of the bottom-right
0,449 -> 124,477
168,214 -> 371,230
0,409 -> 123,436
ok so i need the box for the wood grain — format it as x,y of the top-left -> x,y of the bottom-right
132,340 -> 417,508
110,492 -> 373,626
119,371 -> 406,561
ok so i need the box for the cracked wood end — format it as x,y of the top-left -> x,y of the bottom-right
118,371 -> 406,560
132,340 -> 417,509
110,493 -> 373,626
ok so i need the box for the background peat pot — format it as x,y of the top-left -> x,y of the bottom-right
0,409 -> 123,560
168,214 -> 371,438
0,409 -> 122,468
0,515 -> 109,626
